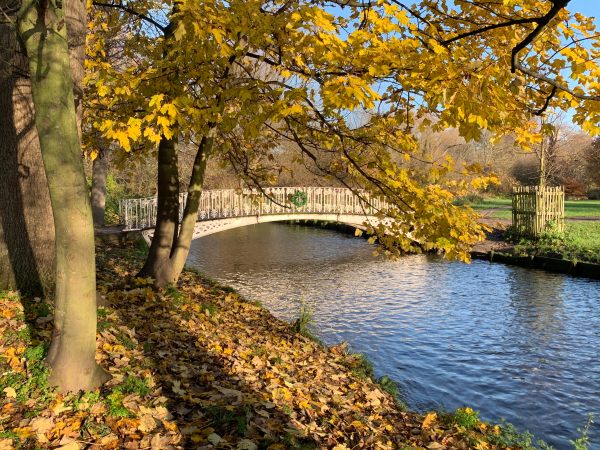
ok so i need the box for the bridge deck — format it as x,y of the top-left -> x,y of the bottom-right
119,187 -> 387,231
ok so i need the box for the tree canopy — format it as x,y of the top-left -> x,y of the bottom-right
84,0 -> 599,261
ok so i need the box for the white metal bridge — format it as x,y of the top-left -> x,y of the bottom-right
119,187 -> 387,241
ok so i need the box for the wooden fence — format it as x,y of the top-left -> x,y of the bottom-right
512,186 -> 564,237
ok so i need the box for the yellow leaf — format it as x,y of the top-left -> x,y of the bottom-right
422,411 -> 437,429
2,387 -> 16,398
157,115 -> 171,131
97,84 -> 110,97
149,94 -> 164,108
56,443 -> 80,450
113,130 -> 131,151
350,420 -> 365,429
51,401 -> 72,415
160,103 -> 178,118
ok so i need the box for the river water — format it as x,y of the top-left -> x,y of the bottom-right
187,223 -> 600,449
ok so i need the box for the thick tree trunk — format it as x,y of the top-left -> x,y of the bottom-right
18,0 -> 108,391
0,0 -> 87,296
91,154 -> 108,227
0,2 -> 55,296
64,0 -> 86,137
138,135 -> 211,287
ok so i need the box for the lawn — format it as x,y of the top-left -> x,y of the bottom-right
470,198 -> 600,220
511,221 -> 600,263
565,221 -> 600,255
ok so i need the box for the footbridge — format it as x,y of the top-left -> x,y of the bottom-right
119,187 -> 387,242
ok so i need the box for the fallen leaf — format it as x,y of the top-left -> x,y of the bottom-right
422,412 -> 437,429
207,433 -> 222,445
427,443 -> 445,450
237,439 -> 257,450
138,415 -> 157,433
29,417 -> 53,435
2,387 -> 16,399
57,442 -> 80,450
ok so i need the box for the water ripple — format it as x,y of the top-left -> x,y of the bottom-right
187,223 -> 600,449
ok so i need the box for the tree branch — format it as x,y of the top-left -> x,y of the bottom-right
516,62 -> 600,101
533,85 -> 557,115
92,1 -> 167,34
511,0 -> 570,73
441,17 -> 540,45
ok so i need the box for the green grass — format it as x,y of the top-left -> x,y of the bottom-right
567,222 -> 600,252
105,374 -> 151,417
470,198 -> 600,220
563,200 -> 600,218
511,221 -> 600,263
291,302 -> 322,345
0,343 -> 52,406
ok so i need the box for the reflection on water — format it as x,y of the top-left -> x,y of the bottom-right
187,223 -> 600,449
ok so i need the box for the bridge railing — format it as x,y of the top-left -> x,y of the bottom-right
119,187 -> 387,231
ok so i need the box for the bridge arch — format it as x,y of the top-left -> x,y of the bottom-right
140,212 -> 378,243
119,187 -> 386,243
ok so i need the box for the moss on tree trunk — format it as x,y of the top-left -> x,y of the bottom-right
18,0 -> 108,391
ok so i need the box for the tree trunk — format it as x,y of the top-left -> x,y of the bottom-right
91,154 -> 108,227
0,1 -> 55,296
170,135 -> 212,277
539,141 -> 546,187
138,135 -> 211,287
64,0 -> 86,137
18,0 -> 108,391
0,0 -> 87,296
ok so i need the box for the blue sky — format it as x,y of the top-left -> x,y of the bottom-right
569,0 -> 600,23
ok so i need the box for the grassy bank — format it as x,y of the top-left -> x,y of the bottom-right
464,197 -> 600,264
507,221 -> 600,264
0,244 -> 577,449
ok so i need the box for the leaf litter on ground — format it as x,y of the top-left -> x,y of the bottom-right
0,243 -> 532,449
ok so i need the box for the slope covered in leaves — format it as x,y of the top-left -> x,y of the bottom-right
1,244 -> 538,449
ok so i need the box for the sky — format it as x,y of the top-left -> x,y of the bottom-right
569,0 -> 600,24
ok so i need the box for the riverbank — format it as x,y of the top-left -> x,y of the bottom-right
0,243 -> 551,449
472,221 -> 600,279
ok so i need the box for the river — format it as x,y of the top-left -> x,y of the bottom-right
186,223 -> 600,449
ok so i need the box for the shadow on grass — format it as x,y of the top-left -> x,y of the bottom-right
97,244 -> 317,449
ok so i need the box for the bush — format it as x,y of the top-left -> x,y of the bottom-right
105,174 -> 126,225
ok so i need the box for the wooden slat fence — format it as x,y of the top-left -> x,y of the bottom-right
512,186 -> 564,237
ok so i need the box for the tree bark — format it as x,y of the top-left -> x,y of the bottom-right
138,135 -> 212,287
0,1 -> 55,296
18,0 -> 108,391
138,137 -> 180,286
91,154 -> 108,227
